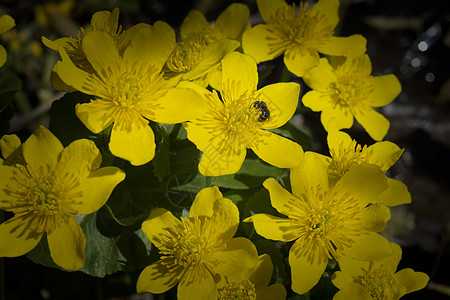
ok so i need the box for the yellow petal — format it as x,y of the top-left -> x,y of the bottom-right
317,35 -> 367,57
180,10 -> 209,40
0,45 -> 6,67
75,99 -> 116,134
178,264 -> 217,300
209,197 -> 240,243
242,24 -> 285,63
109,116 -> 156,166
141,208 -> 181,248
199,144 -> 246,176
22,126 -> 63,174
0,14 -> 15,34
189,186 -> 222,218
395,268 -> 429,297
255,283 -> 287,300
250,254 -> 274,290
251,131 -> 303,168
0,165 -> 17,207
367,141 -> 403,172
0,216 -> 42,257
58,139 -> 102,181
354,107 -> 390,141
90,8 -> 119,31
258,82 -> 300,129
284,46 -> 320,77
367,74 -> 401,107
72,166 -> 125,215
244,214 -> 299,242
333,253 -> 368,280
374,178 -> 411,206
321,106 -> 354,131
221,52 -> 258,99
149,86 -> 207,124
263,178 -> 303,217
82,31 -> 120,76
333,283 -> 373,300
327,130 -> 353,154
289,241 -> 328,294
360,203 -> 391,232
331,270 -> 357,290
290,152 -> 329,197
47,217 -> 86,270
302,90 -> 333,112
0,134 -> 24,164
341,232 -> 392,261
373,242 -> 402,271
310,0 -> 339,29
256,0 -> 289,23
52,49 -> 93,94
215,3 -> 250,40
302,58 -> 336,91
136,260 -> 180,294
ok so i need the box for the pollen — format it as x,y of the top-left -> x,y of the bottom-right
166,35 -> 206,73
328,140 -> 370,184
218,279 -> 257,300
360,266 -> 399,300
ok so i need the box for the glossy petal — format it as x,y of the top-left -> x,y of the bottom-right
327,130 -> 353,153
367,141 -> 403,172
0,134 -> 21,159
342,232 -> 392,261
244,214 -> 299,242
334,283 -> 373,300
58,139 -> 101,181
0,15 -> 15,34
360,203 -> 391,232
90,8 -> 119,31
199,143 -> 246,176
178,264 -> 217,300
22,126 -> 63,174
75,99 -> 116,134
331,270 -> 356,290
318,35 -> 367,57
0,165 -> 16,207
258,82 -> 300,129
251,131 -> 303,168
256,284 -> 287,300
189,186 -> 222,218
321,106 -> 354,131
289,241 -> 328,294
367,74 -> 401,107
136,260 -> 180,294
374,178 -> 411,206
109,116 -> 155,166
47,217 -> 86,270
302,90 -> 333,112
250,254 -> 274,290
284,46 -> 320,77
395,268 -> 430,297
72,166 -> 125,215
215,3 -> 249,40
290,152 -> 329,198
52,49 -> 92,93
221,52 -> 258,99
0,45 -> 6,67
242,24 -> 285,63
310,0 -> 340,28
263,177 -> 302,217
149,86 -> 207,124
354,107 -> 390,141
208,197 -> 240,243
0,216 -> 42,257
302,58 -> 336,91
82,31 -> 119,76
180,10 -> 209,40
256,0 -> 289,23
141,208 -> 181,248
333,164 -> 387,208
374,242 -> 402,271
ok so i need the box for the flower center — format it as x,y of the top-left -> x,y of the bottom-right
361,267 -> 399,300
166,35 -> 206,73
328,140 -> 369,185
268,3 -> 334,55
218,280 -> 257,300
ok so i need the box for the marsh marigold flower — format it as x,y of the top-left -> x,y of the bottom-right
0,14 -> 15,67
332,242 -> 429,300
242,0 -> 366,77
47,22 -> 207,165
136,186 -> 257,299
183,51 -> 303,176
0,126 -> 125,270
245,152 -> 393,294
302,54 -> 401,141
311,130 -> 411,206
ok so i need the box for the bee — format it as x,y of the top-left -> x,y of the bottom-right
253,101 -> 270,122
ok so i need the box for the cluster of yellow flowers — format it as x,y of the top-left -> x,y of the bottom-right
0,0 -> 430,299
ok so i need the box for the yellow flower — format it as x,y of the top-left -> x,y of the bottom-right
245,152 -> 393,294
302,54 -> 401,141
0,126 -> 125,270
217,253 -> 287,300
310,130 -> 411,207
183,51 -> 303,176
48,23 -> 207,166
242,0 -> 366,77
136,186 -> 257,299
332,242 -> 430,300
0,14 -> 15,67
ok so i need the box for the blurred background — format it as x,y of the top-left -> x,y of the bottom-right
0,0 -> 449,299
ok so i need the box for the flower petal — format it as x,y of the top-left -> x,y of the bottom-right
136,260 -> 180,294
199,142 -> 246,176
290,151 -> 329,197
250,254 -> 274,290
395,268 -> 429,297
373,242 -> 402,271
284,46 -> 320,77
22,126 -> 63,174
321,106 -> 354,131
302,90 -> 333,112
215,3 -> 249,40
242,24 -> 285,63
0,216 -> 42,257
331,270 -> 357,290
374,178 -> 411,206
256,0 -> 289,23
327,130 -> 353,154
341,232 -> 392,261
367,141 -> 403,172
47,217 -> 86,270
360,203 -> 391,232
244,214 -> 299,242
178,264 -> 217,300
52,49 -> 93,94
0,45 -> 6,67
367,74 -> 401,107
221,52 -> 258,99
0,165 -> 17,208
180,10 -> 209,40
90,8 -> 119,32
255,284 -> 287,300
354,107 -> 390,141
310,0 -> 339,29
141,208 -> 181,248
75,99 -> 116,134
82,31 -> 120,76
263,177 -> 302,217
109,116 -> 156,166
72,166 -> 125,215
317,35 -> 367,57
302,58 -> 336,91
189,186 -> 222,218
289,241 -> 328,294
251,131 -> 303,169
258,82 -> 300,129
0,14 -> 15,34
0,134 -> 24,165
333,283 -> 373,300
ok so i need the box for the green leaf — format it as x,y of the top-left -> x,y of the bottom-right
0,105 -> 14,137
26,234 -> 62,270
271,120 -> 314,151
116,229 -> 153,272
0,67 -> 21,113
